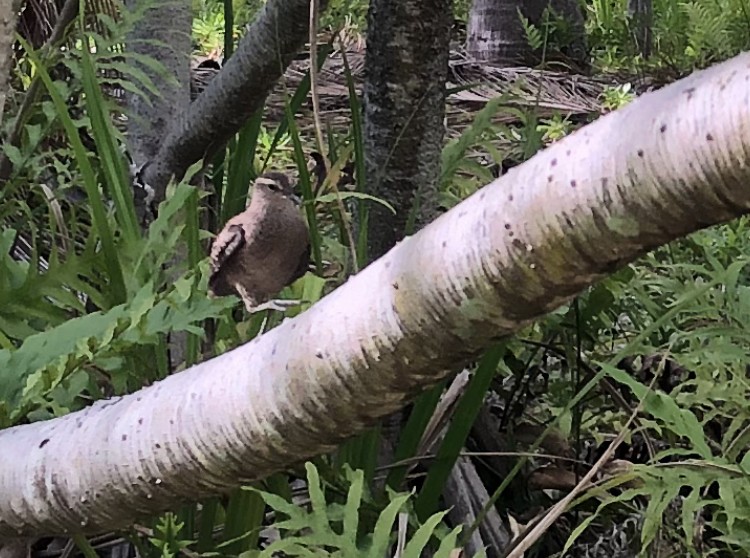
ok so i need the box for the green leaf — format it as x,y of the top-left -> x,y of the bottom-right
603,363 -> 712,458
313,191 -> 396,214
17,35 -> 127,306
402,510 -> 450,558
367,492 -> 412,558
341,468 -> 364,555
305,462 -> 335,537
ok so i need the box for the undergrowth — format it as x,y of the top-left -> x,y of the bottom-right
3,0 -> 750,557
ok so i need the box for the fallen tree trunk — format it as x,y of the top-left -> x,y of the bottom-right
1,52 -> 749,537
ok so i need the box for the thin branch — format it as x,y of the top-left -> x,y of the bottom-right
141,0 -> 330,198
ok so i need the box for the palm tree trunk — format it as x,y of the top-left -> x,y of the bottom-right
466,0 -> 587,67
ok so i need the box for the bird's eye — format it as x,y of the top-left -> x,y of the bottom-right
257,177 -> 282,192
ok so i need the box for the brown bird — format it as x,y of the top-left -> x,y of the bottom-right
209,172 -> 311,313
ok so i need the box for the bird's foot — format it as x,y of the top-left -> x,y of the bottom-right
247,299 -> 304,314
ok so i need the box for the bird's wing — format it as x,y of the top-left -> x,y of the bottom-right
210,223 -> 245,272
289,241 -> 312,284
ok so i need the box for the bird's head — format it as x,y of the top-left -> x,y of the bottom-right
253,173 -> 301,205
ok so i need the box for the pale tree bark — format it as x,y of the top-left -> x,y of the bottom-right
466,0 -> 587,67
1,53 -> 750,537
0,0 -> 20,127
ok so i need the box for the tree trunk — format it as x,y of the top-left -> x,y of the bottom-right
466,0 -> 587,67
0,0 -> 21,127
363,0 -> 451,260
1,52 -> 750,537
628,0 -> 653,59
124,0 -> 192,182
362,0 -> 452,480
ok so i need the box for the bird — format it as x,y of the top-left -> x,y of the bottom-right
208,172 -> 311,313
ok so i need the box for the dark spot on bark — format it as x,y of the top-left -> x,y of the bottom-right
393,282 -> 399,290
660,124 -> 667,133
136,397 -> 142,402
122,434 -> 127,441
570,180 -> 577,188
479,192 -> 486,200
509,231 -> 514,237
512,238 -> 524,249
155,443 -> 161,449
547,175 -> 553,183
551,158 -> 558,167
685,87 -> 695,99
458,210 -> 466,218
315,351 -> 324,359
291,323 -> 297,330
602,177 -> 609,187
169,419 -> 174,425
138,418 -> 143,425
442,241 -> 447,248
706,133 -> 714,141
504,223 -> 511,230
566,149 -> 571,156
39,439 -> 50,448
637,149 -> 644,157
508,194 -> 514,202
272,345 -> 277,356
385,261 -> 391,268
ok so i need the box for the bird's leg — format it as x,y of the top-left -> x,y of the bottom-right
236,285 -> 304,314
248,299 -> 304,313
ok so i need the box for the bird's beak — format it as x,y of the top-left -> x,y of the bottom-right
290,193 -> 302,206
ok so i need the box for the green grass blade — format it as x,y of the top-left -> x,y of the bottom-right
78,44 -> 140,245
222,110 -> 263,224
285,102 -> 323,272
185,187 -> 201,366
386,380 -> 447,490
18,35 -> 126,305
414,344 -> 506,520
340,47 -> 368,267
196,498 -> 219,552
224,0 -> 235,59
260,42 -> 333,172
337,425 -> 381,485
223,485 -> 266,555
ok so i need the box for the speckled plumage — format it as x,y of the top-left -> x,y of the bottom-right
209,173 -> 310,311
